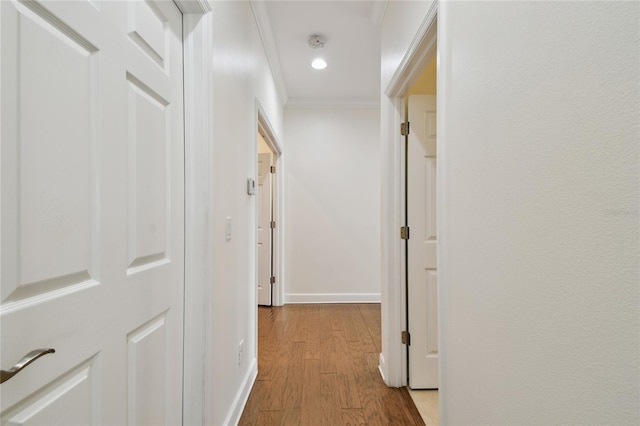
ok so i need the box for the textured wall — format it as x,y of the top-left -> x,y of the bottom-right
438,1 -> 639,423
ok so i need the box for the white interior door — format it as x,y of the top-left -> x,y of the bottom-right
257,153 -> 273,306
407,95 -> 438,389
1,1 -> 184,424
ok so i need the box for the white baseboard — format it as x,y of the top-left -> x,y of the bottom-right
285,293 -> 381,304
378,352 -> 387,381
222,357 -> 257,426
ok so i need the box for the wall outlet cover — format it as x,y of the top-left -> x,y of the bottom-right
225,217 -> 232,241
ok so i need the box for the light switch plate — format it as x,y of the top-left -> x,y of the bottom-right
225,217 -> 232,241
247,178 -> 256,195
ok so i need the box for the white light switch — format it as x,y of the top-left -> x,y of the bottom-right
225,217 -> 232,241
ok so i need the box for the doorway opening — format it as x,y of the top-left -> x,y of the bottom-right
403,57 -> 439,425
380,3 -> 438,423
255,102 -> 282,308
404,55 -> 438,389
257,132 -> 275,306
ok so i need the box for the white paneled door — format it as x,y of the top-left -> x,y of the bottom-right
407,95 -> 438,389
1,1 -> 184,424
257,153 -> 272,306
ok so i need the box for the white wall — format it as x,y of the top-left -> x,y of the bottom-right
284,106 -> 381,303
205,2 -> 284,424
435,2 -> 638,424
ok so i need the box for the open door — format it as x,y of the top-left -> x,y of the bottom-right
255,109 -> 281,307
407,94 -> 439,389
257,143 -> 273,306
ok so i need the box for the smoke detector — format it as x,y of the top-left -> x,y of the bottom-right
308,35 -> 325,49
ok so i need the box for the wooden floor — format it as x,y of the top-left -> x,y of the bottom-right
239,304 -> 425,426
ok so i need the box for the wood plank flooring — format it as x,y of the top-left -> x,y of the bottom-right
239,304 -> 425,426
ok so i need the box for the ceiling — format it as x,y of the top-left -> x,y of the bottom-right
262,1 -> 383,103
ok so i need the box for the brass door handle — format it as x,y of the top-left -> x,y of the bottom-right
1,348 -> 55,384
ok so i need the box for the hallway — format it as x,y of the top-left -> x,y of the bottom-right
239,304 -> 425,425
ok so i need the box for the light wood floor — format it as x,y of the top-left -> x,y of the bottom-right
239,304 -> 425,426
407,389 -> 438,426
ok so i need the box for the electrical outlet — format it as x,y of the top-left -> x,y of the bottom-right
238,340 -> 244,365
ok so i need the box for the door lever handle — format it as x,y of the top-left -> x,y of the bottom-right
1,348 -> 55,384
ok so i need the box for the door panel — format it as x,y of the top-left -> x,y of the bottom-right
257,153 -> 272,306
1,0 -> 99,304
127,313 -> 168,426
425,271 -> 439,357
1,357 -> 98,426
127,0 -> 169,69
424,155 -> 437,268
1,2 -> 107,414
1,1 -> 184,423
123,1 -> 184,424
126,72 -> 170,272
408,95 -> 438,389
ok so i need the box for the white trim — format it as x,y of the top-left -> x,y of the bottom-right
179,4 -> 214,426
398,98 -> 409,387
436,7 -> 449,418
250,1 -> 289,106
175,0 -> 211,14
222,358 -> 258,426
255,100 -> 285,308
379,3 -> 438,389
286,97 -> 380,109
256,100 -> 282,155
285,293 -> 382,304
385,1 -> 438,97
378,353 -> 388,382
370,0 -> 389,26
379,94 -> 406,388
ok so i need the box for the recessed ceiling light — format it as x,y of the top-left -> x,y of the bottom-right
311,58 -> 327,70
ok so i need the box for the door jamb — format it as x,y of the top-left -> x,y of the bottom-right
176,1 -> 213,425
380,2 -> 438,388
255,99 -> 284,308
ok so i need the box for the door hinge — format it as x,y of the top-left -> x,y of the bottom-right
401,122 -> 410,136
402,330 -> 411,345
270,221 -> 276,229
400,226 -> 410,240
270,276 -> 276,285
270,165 -> 276,174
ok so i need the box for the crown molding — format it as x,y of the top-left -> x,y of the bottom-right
385,1 -> 438,97
286,97 -> 380,109
250,1 -> 289,105
370,0 -> 389,26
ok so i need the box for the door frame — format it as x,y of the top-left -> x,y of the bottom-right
178,4 -> 285,424
176,1 -> 213,425
379,1 -> 438,388
255,100 -> 284,307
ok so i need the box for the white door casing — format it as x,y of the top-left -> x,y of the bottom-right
1,1 -> 185,424
407,95 -> 438,389
257,152 -> 272,306
256,105 -> 282,306
379,1 -> 437,388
